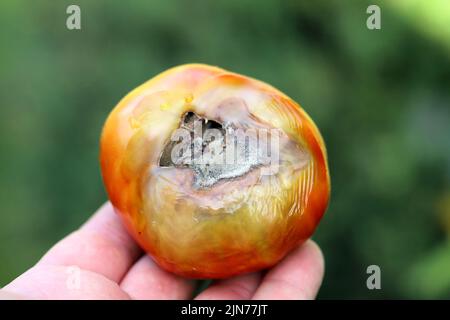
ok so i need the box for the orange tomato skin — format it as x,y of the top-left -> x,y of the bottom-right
100,64 -> 330,279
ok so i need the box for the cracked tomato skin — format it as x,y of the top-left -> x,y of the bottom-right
100,64 -> 330,279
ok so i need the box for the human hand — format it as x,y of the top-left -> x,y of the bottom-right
1,202 -> 324,300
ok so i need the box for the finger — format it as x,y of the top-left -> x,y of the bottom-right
3,264 -> 130,300
252,240 -> 324,300
120,255 -> 195,300
0,290 -> 26,300
38,202 -> 142,283
195,272 -> 261,300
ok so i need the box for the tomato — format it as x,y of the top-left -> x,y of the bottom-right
100,64 -> 330,278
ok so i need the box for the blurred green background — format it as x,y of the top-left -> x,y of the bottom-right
0,0 -> 449,299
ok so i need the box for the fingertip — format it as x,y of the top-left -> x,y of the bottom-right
302,239 -> 325,279
195,272 -> 262,300
252,239 -> 325,300
120,255 -> 195,300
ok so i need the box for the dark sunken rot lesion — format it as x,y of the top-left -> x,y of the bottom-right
158,111 -> 262,189
159,112 -> 224,167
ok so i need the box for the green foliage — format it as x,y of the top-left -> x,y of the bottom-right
0,0 -> 449,298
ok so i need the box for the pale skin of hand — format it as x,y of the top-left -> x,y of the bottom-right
0,202 -> 324,300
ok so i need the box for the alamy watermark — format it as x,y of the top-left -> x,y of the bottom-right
66,265 -> 81,290
66,5 -> 81,30
65,5 -> 382,32
366,5 -> 381,30
366,265 -> 381,290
